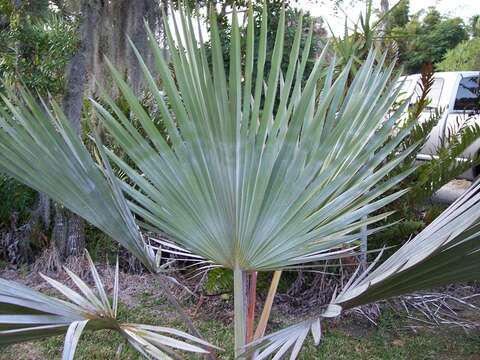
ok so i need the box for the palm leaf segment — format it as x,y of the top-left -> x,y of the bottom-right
92,5 -> 414,271
0,251 -> 215,359
251,180 -> 480,358
0,88 -> 157,272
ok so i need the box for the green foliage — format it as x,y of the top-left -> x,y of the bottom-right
469,14 -> 480,37
386,4 -> 469,74
0,11 -> 78,95
0,174 -> 35,226
388,0 -> 409,28
204,268 -> 274,296
194,0 -> 326,81
84,225 -> 118,264
395,114 -> 480,208
436,38 -> 480,72
250,1 -> 326,79
0,2 -> 77,257
205,268 -> 234,294
373,219 -> 425,250
329,0 -> 394,75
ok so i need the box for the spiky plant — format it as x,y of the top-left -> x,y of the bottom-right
1,3 -> 480,359
0,251 -> 215,359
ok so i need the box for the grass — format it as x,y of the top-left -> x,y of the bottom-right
1,295 -> 479,360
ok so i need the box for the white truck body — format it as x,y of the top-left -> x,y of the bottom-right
399,71 -> 480,180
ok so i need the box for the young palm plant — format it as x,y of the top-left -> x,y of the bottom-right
1,3 -> 480,359
0,251 -> 215,359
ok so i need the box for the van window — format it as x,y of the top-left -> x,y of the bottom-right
398,79 -> 412,93
454,76 -> 480,111
412,77 -> 444,108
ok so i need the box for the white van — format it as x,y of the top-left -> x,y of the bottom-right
399,71 -> 480,180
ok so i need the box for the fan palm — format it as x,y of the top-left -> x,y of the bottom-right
0,3 -> 480,359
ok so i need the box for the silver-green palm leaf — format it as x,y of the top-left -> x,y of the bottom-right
0,251 -> 214,359
0,5 -> 410,271
0,88 -> 156,271
90,5 -> 414,272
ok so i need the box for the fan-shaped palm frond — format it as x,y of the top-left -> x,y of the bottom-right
251,180 -> 480,358
91,5 -> 413,272
0,5 -> 410,279
0,251 -> 215,359
92,6 -> 415,352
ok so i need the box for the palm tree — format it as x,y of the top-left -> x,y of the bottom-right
1,3 -> 480,359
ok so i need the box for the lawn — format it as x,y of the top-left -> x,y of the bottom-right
1,285 -> 479,360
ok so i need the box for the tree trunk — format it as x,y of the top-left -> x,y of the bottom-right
52,204 -> 68,257
52,0 -> 101,259
127,0 -> 164,95
380,0 -> 390,45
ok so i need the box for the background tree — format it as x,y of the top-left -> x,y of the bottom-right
385,4 -> 469,73
171,0 -> 327,79
436,37 -> 480,72
0,0 -> 168,262
469,14 -> 480,38
0,0 -> 78,262
387,0 -> 409,28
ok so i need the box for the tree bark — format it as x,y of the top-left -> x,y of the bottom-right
380,0 -> 390,45
52,0 -> 101,258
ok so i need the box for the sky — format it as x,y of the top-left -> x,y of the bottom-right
168,0 -> 478,43
294,0 -> 479,35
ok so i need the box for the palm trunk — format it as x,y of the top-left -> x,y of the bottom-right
234,267 -> 247,357
246,271 -> 257,344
